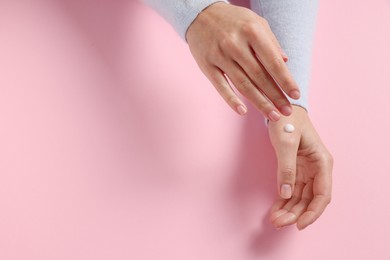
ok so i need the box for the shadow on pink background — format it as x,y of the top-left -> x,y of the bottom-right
0,0 -> 389,259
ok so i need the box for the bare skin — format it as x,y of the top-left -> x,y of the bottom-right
187,2 -> 333,230
268,106 -> 333,230
186,2 -> 300,121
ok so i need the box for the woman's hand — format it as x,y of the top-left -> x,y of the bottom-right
268,106 -> 333,230
186,2 -> 301,121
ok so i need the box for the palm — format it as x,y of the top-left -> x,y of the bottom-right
295,146 -> 326,197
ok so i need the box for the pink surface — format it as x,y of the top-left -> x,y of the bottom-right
1,0 -> 389,259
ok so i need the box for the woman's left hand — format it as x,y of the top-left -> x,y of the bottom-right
267,105 -> 333,230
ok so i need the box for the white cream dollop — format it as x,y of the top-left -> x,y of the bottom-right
284,124 -> 295,133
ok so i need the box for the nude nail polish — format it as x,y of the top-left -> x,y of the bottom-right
268,110 -> 281,121
281,184 -> 292,199
290,90 -> 301,99
280,105 -> 292,116
237,105 -> 247,115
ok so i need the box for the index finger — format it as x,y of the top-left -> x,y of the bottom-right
249,27 -> 301,100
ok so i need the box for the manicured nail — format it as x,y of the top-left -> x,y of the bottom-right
237,105 -> 247,115
268,110 -> 281,121
281,184 -> 292,199
290,90 -> 300,99
280,105 -> 292,116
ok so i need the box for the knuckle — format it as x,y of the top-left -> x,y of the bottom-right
327,153 -> 334,166
253,69 -> 267,86
240,21 -> 257,36
319,151 -> 334,166
205,46 -> 221,63
237,78 -> 253,93
220,34 -> 240,51
205,69 -> 222,84
268,56 -> 284,71
212,81 -> 226,93
273,96 -> 289,107
280,167 -> 295,180
242,90 -> 271,113
227,95 -> 240,105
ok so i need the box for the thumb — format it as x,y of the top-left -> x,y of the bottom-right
275,140 -> 299,199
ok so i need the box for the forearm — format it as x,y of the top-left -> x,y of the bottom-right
140,0 -> 229,41
251,0 -> 319,109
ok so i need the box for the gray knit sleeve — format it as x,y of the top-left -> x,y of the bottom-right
141,0 -> 229,41
250,0 -> 319,109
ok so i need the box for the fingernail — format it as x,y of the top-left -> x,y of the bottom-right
290,90 -> 300,99
268,110 -> 281,121
280,105 -> 292,116
281,184 -> 292,199
237,105 -> 247,115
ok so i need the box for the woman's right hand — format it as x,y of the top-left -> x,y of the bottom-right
186,2 -> 301,121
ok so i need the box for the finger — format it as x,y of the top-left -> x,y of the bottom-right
249,24 -> 300,100
202,65 -> 248,116
221,61 -> 282,121
275,136 -> 300,200
297,170 -> 332,230
270,182 -> 305,227
269,198 -> 288,223
279,182 -> 305,211
273,182 -> 312,228
270,197 -> 288,214
270,182 -> 304,218
261,20 -> 288,62
231,45 -> 292,116
296,195 -> 330,230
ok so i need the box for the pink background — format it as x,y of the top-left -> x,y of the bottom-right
1,0 -> 390,259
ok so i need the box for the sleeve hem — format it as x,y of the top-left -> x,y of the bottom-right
177,0 -> 230,41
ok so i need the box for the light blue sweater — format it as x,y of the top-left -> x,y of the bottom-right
141,0 -> 319,109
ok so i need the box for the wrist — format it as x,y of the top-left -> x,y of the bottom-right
267,105 -> 309,133
265,104 -> 307,126
291,103 -> 308,113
